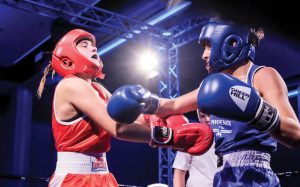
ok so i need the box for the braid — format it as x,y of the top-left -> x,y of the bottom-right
255,27 -> 265,41
37,63 -> 54,99
250,27 -> 264,48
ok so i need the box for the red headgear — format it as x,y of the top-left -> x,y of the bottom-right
52,29 -> 105,79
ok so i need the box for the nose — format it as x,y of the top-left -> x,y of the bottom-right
90,45 -> 97,52
202,46 -> 210,61
205,116 -> 210,122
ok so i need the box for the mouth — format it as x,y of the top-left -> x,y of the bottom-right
205,62 -> 210,69
91,54 -> 98,60
204,61 -> 212,71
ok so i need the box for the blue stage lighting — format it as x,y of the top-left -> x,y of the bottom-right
98,1 -> 191,56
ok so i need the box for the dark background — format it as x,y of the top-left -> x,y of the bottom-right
1,0 -> 300,186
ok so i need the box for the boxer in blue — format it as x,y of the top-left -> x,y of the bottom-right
107,19 -> 300,186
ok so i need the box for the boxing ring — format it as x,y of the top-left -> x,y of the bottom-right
1,1 -> 300,187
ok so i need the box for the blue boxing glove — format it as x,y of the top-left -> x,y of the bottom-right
107,85 -> 159,124
197,73 -> 280,132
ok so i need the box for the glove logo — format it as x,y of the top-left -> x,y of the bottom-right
229,86 -> 251,112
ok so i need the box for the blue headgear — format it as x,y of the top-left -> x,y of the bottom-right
198,21 -> 258,73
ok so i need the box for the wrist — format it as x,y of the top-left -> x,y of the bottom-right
144,93 -> 160,114
250,98 -> 280,132
150,126 -> 173,146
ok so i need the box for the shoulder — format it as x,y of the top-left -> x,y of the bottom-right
91,81 -> 112,98
254,66 -> 287,95
58,77 -> 90,89
255,66 -> 279,77
56,77 -> 93,96
254,67 -> 283,85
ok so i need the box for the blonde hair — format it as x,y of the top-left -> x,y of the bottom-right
37,63 -> 55,99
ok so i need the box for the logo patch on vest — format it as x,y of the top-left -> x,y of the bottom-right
91,154 -> 107,172
229,86 -> 251,112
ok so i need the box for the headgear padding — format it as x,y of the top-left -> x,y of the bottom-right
198,21 -> 257,73
52,29 -> 104,79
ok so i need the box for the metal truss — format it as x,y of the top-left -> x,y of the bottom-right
0,0 -> 164,39
157,46 -> 179,186
169,16 -> 208,49
157,16 -> 208,187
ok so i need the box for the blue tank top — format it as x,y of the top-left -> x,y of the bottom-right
210,63 -> 277,155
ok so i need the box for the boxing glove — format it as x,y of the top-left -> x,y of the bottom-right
149,115 -> 213,156
107,85 -> 159,124
198,73 -> 280,132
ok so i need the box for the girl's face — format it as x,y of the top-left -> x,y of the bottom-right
201,41 -> 212,74
77,39 -> 103,68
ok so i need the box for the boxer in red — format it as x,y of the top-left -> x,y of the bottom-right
37,29 -> 213,187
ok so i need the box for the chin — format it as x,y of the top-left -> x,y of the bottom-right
91,60 -> 100,66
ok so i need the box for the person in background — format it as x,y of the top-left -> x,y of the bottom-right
173,111 -> 217,187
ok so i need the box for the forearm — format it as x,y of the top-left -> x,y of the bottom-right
115,123 -> 151,143
173,169 -> 186,187
156,90 -> 198,117
270,118 -> 300,148
155,98 -> 179,117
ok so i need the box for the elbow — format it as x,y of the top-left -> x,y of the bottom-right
289,137 -> 300,149
272,122 -> 300,149
105,122 -> 123,139
289,130 -> 300,148
280,135 -> 300,149
283,143 -> 298,149
114,123 -> 126,139
284,142 -> 300,149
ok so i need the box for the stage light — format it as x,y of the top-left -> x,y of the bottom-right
136,51 -> 160,79
288,89 -> 299,98
98,1 -> 191,56
137,51 -> 158,70
146,1 -> 191,25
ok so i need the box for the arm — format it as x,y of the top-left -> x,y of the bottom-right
156,89 -> 199,117
173,151 -> 192,187
92,82 -> 151,129
173,169 -> 187,187
57,77 -> 151,143
107,85 -> 198,123
254,67 -> 300,148
59,79 -> 213,152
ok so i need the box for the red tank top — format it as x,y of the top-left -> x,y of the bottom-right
52,82 -> 111,154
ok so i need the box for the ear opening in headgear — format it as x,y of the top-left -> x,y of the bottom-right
62,58 -> 73,67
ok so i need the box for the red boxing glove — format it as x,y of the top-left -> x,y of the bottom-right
172,123 -> 213,155
144,114 -> 189,127
149,115 -> 213,156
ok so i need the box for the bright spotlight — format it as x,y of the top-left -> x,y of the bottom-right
136,51 -> 160,79
137,51 -> 159,71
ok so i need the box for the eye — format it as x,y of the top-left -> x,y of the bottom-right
77,40 -> 90,48
80,42 -> 88,48
201,40 -> 211,48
